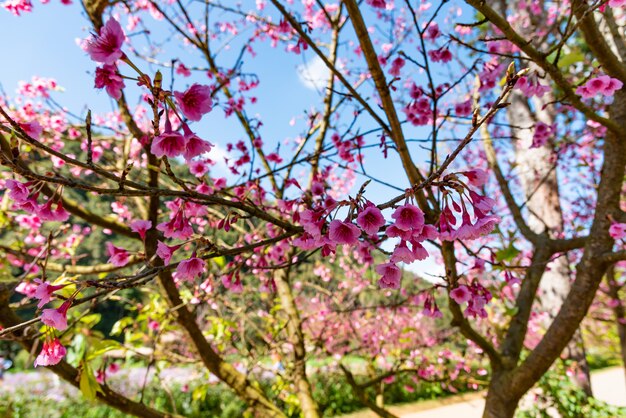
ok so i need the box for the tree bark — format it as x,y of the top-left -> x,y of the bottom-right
507,88 -> 592,395
482,372 -> 521,418
481,89 -> 626,418
274,266 -> 321,418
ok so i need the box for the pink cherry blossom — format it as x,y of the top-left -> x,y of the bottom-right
174,84 -> 213,121
576,75 -> 623,98
375,262 -> 401,289
41,300 -> 71,331
2,0 -> 33,16
20,121 -> 43,140
86,18 -> 125,65
37,199 -> 69,222
366,0 -> 386,8
389,57 -> 405,77
34,338 -> 67,367
156,207 -> 194,239
181,123 -> 213,160
156,241 -> 180,265
531,122 -> 553,148
461,169 -> 488,187
469,190 -> 495,213
391,204 -> 425,232
33,278 -> 65,309
189,160 -> 210,177
609,222 -> 626,240
130,219 -> 152,241
106,242 -> 130,266
94,64 -> 125,99
450,285 -> 471,304
5,179 -> 30,203
390,242 -> 416,263
328,220 -> 361,245
176,256 -> 206,281
16,281 -> 38,298
356,205 -> 385,235
428,48 -> 452,63
176,62 -> 191,77
151,119 -> 187,158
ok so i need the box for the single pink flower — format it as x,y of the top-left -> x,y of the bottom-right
181,123 -> 213,160
385,224 -> 413,240
469,190 -> 495,213
130,219 -> 152,241
411,241 -> 429,260
176,256 -> 206,281
450,285 -> 471,304
34,338 -> 67,367
391,204 -> 425,232
366,0 -> 386,8
86,18 -> 125,64
156,209 -> 194,240
5,179 -> 30,203
356,205 -> 385,235
375,262 -> 401,289
462,169 -> 488,187
95,369 -> 106,384
389,57 -> 405,77
189,160 -> 210,177
390,242 -> 416,263
16,281 -> 38,298
328,220 -> 361,245
41,300 -> 71,331
20,121 -> 43,140
106,242 -> 130,266
34,278 -> 65,309
174,84 -> 213,121
293,233 -> 324,250
156,241 -> 180,265
94,64 -> 125,99
150,119 -> 186,158
37,199 -> 69,222
609,222 -> 626,240
176,62 -> 191,77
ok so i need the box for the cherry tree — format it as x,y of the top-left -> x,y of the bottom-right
1,1 -> 625,418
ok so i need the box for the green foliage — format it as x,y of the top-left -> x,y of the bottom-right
516,363 -> 626,418
0,370 -> 469,418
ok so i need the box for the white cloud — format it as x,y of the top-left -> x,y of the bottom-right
297,56 -> 330,91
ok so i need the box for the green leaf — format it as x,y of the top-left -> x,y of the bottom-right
79,361 -> 101,401
79,313 -> 101,328
212,256 -> 226,268
495,244 -> 520,262
111,317 -> 133,336
87,339 -> 123,360
557,51 -> 585,69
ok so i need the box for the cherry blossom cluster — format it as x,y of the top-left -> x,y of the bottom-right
438,170 -> 499,242
576,74 -> 624,99
6,180 -> 70,222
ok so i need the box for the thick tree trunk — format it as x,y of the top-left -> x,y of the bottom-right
507,90 -> 592,395
482,372 -> 521,418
